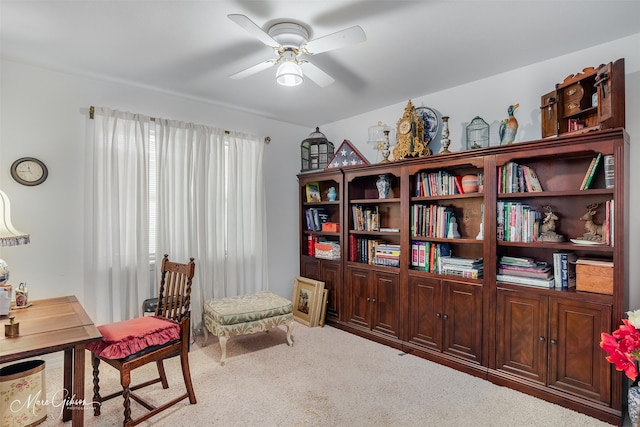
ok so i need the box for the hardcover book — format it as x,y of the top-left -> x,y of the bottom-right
604,154 -> 614,189
306,182 -> 321,202
583,153 -> 602,190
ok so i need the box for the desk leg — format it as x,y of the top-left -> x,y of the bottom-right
62,346 -> 87,426
62,349 -> 73,422
72,344 -> 86,427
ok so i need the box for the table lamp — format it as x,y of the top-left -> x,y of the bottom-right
0,190 -> 30,312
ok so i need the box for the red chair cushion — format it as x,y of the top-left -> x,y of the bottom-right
87,316 -> 181,360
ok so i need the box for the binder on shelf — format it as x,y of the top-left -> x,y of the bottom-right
604,155 -> 614,189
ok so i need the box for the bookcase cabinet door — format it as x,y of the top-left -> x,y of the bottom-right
321,260 -> 341,321
346,265 -> 371,329
496,289 -> 612,405
549,297 -> 611,405
442,279 -> 483,364
496,288 -> 548,385
371,270 -> 400,338
345,266 -> 399,338
301,256 -> 320,279
407,274 -> 443,352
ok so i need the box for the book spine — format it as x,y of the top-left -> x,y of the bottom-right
583,153 -> 602,190
349,234 -> 357,262
553,252 -> 562,289
580,156 -> 597,190
560,253 -> 569,289
308,234 -> 315,257
604,154 -> 614,189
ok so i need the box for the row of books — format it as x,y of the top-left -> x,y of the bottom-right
414,171 -> 477,197
305,208 -> 329,232
410,204 -> 458,238
349,235 -> 400,267
409,242 -> 483,275
352,205 -> 380,231
496,202 -> 542,242
579,153 -> 615,190
498,162 -> 543,194
552,252 -> 577,289
603,199 -> 614,246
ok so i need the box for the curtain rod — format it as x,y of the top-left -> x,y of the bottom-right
89,106 -> 271,143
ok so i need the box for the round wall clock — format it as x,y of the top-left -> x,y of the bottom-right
10,157 -> 48,186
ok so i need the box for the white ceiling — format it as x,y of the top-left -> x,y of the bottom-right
2,0 -> 640,128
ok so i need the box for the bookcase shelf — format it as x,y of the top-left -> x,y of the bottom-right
297,128 -> 629,424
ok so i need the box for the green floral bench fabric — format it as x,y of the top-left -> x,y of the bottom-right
203,291 -> 294,365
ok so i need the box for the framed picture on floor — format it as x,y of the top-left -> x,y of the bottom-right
318,289 -> 328,327
292,276 -> 325,327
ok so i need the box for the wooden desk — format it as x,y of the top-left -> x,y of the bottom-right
0,296 -> 101,427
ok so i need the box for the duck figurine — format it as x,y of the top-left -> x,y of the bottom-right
499,104 -> 519,145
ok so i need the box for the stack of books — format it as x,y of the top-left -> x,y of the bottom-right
440,256 -> 484,279
497,256 -> 554,288
372,243 -> 400,267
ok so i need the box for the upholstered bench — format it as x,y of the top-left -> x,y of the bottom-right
202,291 -> 294,365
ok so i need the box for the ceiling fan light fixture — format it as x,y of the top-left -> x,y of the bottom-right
276,61 -> 303,86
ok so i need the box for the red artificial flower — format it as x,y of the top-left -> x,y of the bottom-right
601,319 -> 640,380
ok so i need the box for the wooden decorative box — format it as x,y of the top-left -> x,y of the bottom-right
321,222 -> 340,232
539,58 -> 625,138
576,258 -> 614,294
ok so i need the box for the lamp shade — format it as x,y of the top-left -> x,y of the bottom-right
0,190 -> 29,247
276,62 -> 303,86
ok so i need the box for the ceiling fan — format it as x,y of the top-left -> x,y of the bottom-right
227,14 -> 366,87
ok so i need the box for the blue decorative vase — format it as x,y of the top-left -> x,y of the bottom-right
376,174 -> 391,199
327,187 -> 337,201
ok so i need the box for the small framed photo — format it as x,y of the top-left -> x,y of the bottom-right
305,182 -> 321,202
318,289 -> 328,327
292,276 -> 325,327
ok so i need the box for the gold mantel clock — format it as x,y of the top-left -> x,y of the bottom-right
393,100 -> 426,160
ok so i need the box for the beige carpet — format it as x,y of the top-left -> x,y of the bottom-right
31,323 -> 611,426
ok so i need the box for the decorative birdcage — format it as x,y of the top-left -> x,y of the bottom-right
300,127 -> 334,172
466,116 -> 490,149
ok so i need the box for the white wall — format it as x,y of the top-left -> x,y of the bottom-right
0,60 -> 306,312
2,32 -> 639,321
320,33 -> 640,307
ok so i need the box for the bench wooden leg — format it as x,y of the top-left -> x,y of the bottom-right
219,336 -> 228,366
286,321 -> 294,346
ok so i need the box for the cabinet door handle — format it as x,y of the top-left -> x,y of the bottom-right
366,297 -> 370,302
372,298 -> 376,303
550,339 -> 557,345
539,336 -> 545,342
443,314 -> 448,320
436,313 -> 441,318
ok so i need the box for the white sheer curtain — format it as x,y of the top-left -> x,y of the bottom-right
86,107 -> 151,325
86,108 -> 268,326
154,120 -> 268,325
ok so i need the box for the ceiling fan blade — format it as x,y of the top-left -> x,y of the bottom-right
229,60 -> 276,80
300,62 -> 335,87
228,14 -> 280,48
302,26 -> 366,55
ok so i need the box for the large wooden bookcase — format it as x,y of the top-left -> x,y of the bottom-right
297,129 -> 629,424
